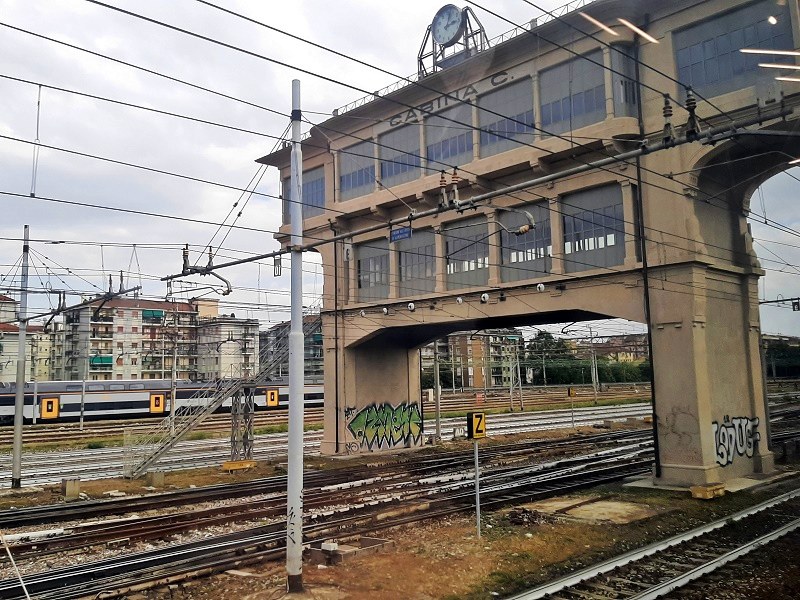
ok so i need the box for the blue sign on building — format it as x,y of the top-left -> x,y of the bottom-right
390,226 -> 412,243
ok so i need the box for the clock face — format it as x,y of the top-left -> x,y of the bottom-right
432,4 -> 465,47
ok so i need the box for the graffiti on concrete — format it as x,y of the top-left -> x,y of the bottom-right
712,416 -> 760,467
346,402 -> 423,451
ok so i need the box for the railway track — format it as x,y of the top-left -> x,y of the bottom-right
507,488 -> 800,600
0,403 -> 656,488
0,435 -> 653,599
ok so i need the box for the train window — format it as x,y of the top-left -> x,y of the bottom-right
130,383 -> 144,389
109,384 -> 125,391
66,385 -> 82,392
87,385 -> 104,391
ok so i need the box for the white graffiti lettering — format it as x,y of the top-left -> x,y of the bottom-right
712,415 -> 760,467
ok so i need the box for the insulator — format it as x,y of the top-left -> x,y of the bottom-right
439,171 -> 447,187
451,168 -> 461,185
662,94 -> 673,118
685,87 -> 697,112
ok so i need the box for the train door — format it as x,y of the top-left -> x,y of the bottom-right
266,389 -> 279,408
150,393 -> 166,414
40,397 -> 60,420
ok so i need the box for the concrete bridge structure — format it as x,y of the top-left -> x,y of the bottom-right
259,0 -> 800,487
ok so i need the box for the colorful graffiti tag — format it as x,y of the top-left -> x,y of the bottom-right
712,416 -> 760,467
346,402 -> 423,451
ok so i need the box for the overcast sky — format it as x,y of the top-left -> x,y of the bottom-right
0,0 -> 798,340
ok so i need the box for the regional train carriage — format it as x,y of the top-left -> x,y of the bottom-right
0,379 -> 324,424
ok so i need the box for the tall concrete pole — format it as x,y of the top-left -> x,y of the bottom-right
286,79 -> 305,594
433,340 -> 441,442
11,225 -> 30,489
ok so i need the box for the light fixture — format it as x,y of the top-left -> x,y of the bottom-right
741,48 -> 800,56
536,283 -> 546,292
456,296 -> 464,304
480,293 -> 489,304
617,18 -> 659,44
408,302 -> 416,312
382,307 -> 389,315
789,158 -> 800,165
499,292 -> 507,301
768,15 -> 778,25
759,62 -> 800,69
360,310 -> 366,317
775,76 -> 800,82
579,12 -> 619,36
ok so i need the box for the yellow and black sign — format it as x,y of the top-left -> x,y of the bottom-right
150,393 -> 166,414
467,411 -> 486,439
40,397 -> 59,419
266,389 -> 279,408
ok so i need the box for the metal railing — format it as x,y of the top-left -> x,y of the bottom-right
333,0 -> 596,116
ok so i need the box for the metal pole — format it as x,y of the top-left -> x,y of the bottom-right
590,327 -> 598,406
32,379 -> 38,426
80,354 -> 87,431
450,339 -> 456,394
286,78 -> 305,594
11,225 -> 30,489
31,340 -> 38,425
170,336 -> 177,435
473,440 -> 481,538
516,346 -> 523,410
433,340 -> 441,442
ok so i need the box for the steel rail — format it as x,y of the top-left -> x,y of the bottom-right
506,487 -> 800,600
0,456 -> 650,599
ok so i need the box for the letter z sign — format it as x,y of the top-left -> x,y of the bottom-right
467,412 -> 486,439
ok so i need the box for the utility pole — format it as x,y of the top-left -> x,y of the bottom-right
170,309 -> 177,435
516,343 -> 524,410
589,326 -> 599,405
450,338 -> 456,394
31,337 -> 38,425
80,345 -> 88,431
286,78 -> 305,594
11,225 -> 30,489
433,339 -> 441,442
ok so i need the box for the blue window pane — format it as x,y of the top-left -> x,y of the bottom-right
703,39 -> 716,60
716,34 -> 730,55
573,91 -> 584,116
690,43 -> 703,64
717,52 -> 732,80
705,57 -> 719,83
677,47 -> 691,69
744,25 -> 757,46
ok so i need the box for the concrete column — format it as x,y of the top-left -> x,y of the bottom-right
487,216 -> 501,286
388,241 -> 398,300
620,180 -> 639,268
548,197 -> 564,275
434,232 -> 447,293
603,47 -> 614,119
649,264 -> 773,486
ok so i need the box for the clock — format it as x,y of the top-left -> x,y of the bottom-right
431,4 -> 465,48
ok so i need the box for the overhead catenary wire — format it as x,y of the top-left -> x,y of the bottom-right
4,1 -> 792,332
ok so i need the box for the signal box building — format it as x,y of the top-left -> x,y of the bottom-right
259,0 -> 800,487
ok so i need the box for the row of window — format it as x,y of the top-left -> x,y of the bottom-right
356,186 -> 625,299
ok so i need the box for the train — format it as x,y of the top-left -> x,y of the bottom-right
0,378 -> 324,425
